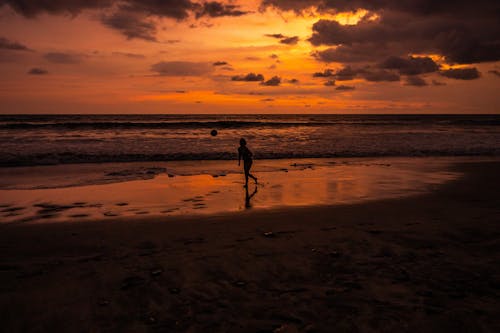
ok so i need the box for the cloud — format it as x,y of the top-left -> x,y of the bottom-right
44,52 -> 83,64
334,66 -> 358,81
265,34 -> 285,39
232,73 -> 265,81
265,33 -> 299,45
313,69 -> 334,78
288,78 -> 299,84
260,0 -> 321,13
194,1 -> 249,19
112,52 -> 146,59
0,0 -> 110,17
361,69 -> 400,82
313,43 -> 393,63
27,67 -> 48,75
2,1 -> 250,41
335,85 -> 355,91
489,70 -> 500,77
313,65 -> 400,82
101,11 -> 157,41
324,80 -> 335,86
404,75 -> 427,87
291,1 -> 500,65
379,56 -> 439,75
261,76 -> 281,86
213,61 -> 228,66
0,37 -> 30,51
151,61 -> 212,76
280,36 -> 299,45
440,67 -> 480,80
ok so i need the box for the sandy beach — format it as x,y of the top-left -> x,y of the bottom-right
0,158 -> 499,332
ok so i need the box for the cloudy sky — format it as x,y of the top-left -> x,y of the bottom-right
0,0 -> 499,114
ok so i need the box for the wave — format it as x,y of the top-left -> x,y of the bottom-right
2,115 -> 500,130
2,149 -> 499,167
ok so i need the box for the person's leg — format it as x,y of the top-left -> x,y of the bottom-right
247,160 -> 257,183
244,163 -> 250,187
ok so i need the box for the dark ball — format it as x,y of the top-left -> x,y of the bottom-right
210,129 -> 218,137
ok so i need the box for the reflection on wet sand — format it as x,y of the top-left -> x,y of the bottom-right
245,186 -> 258,209
0,157 -> 462,224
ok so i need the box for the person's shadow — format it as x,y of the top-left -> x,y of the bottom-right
245,186 -> 258,209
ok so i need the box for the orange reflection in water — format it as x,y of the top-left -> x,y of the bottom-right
0,158 -> 461,224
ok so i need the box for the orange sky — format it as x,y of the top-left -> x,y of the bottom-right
0,0 -> 499,114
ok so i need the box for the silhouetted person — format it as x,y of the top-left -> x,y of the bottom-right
245,186 -> 258,209
238,138 -> 257,187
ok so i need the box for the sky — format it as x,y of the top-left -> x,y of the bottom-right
0,0 -> 499,114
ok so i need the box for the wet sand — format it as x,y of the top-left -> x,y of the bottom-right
0,159 -> 499,332
0,157 -> 460,224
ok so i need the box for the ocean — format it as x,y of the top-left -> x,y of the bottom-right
1,114 -> 499,167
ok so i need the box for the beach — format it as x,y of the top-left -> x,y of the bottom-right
1,157 -> 499,332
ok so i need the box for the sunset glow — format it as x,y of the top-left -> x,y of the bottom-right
0,1 -> 499,114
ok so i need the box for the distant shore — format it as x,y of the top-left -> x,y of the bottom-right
0,158 -> 499,332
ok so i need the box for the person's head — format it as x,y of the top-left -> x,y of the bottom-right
239,138 -> 247,146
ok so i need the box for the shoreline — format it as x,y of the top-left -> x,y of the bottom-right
0,159 -> 499,332
0,156 -> 469,225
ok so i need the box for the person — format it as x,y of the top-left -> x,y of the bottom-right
238,138 -> 257,187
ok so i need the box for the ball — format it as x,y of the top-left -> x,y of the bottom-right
210,129 -> 218,137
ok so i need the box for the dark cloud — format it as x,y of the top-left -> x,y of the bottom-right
265,1 -> 498,66
261,76 -> 281,86
270,54 -> 279,59
361,69 -> 400,82
112,52 -> 146,59
380,56 -> 439,75
265,34 -> 299,45
260,0 -> 321,13
232,73 -> 265,81
101,11 -> 157,41
195,1 -> 248,19
335,85 -> 355,91
318,65 -> 400,82
489,70 -> 500,77
265,34 -> 285,39
0,0 -> 110,17
0,37 -> 30,51
261,98 -> 275,102
313,43 -> 393,63
404,75 -> 427,87
324,80 -> 335,86
245,56 -> 261,61
151,61 -> 212,76
280,36 -> 299,45
261,0 -> 499,18
288,78 -> 299,84
313,69 -> 334,78
334,66 -> 358,81
213,61 -> 228,66
440,67 -> 480,80
2,1 -> 249,41
44,52 -> 83,64
27,67 -> 48,75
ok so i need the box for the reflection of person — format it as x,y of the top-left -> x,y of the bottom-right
238,138 -> 257,187
245,186 -> 258,209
